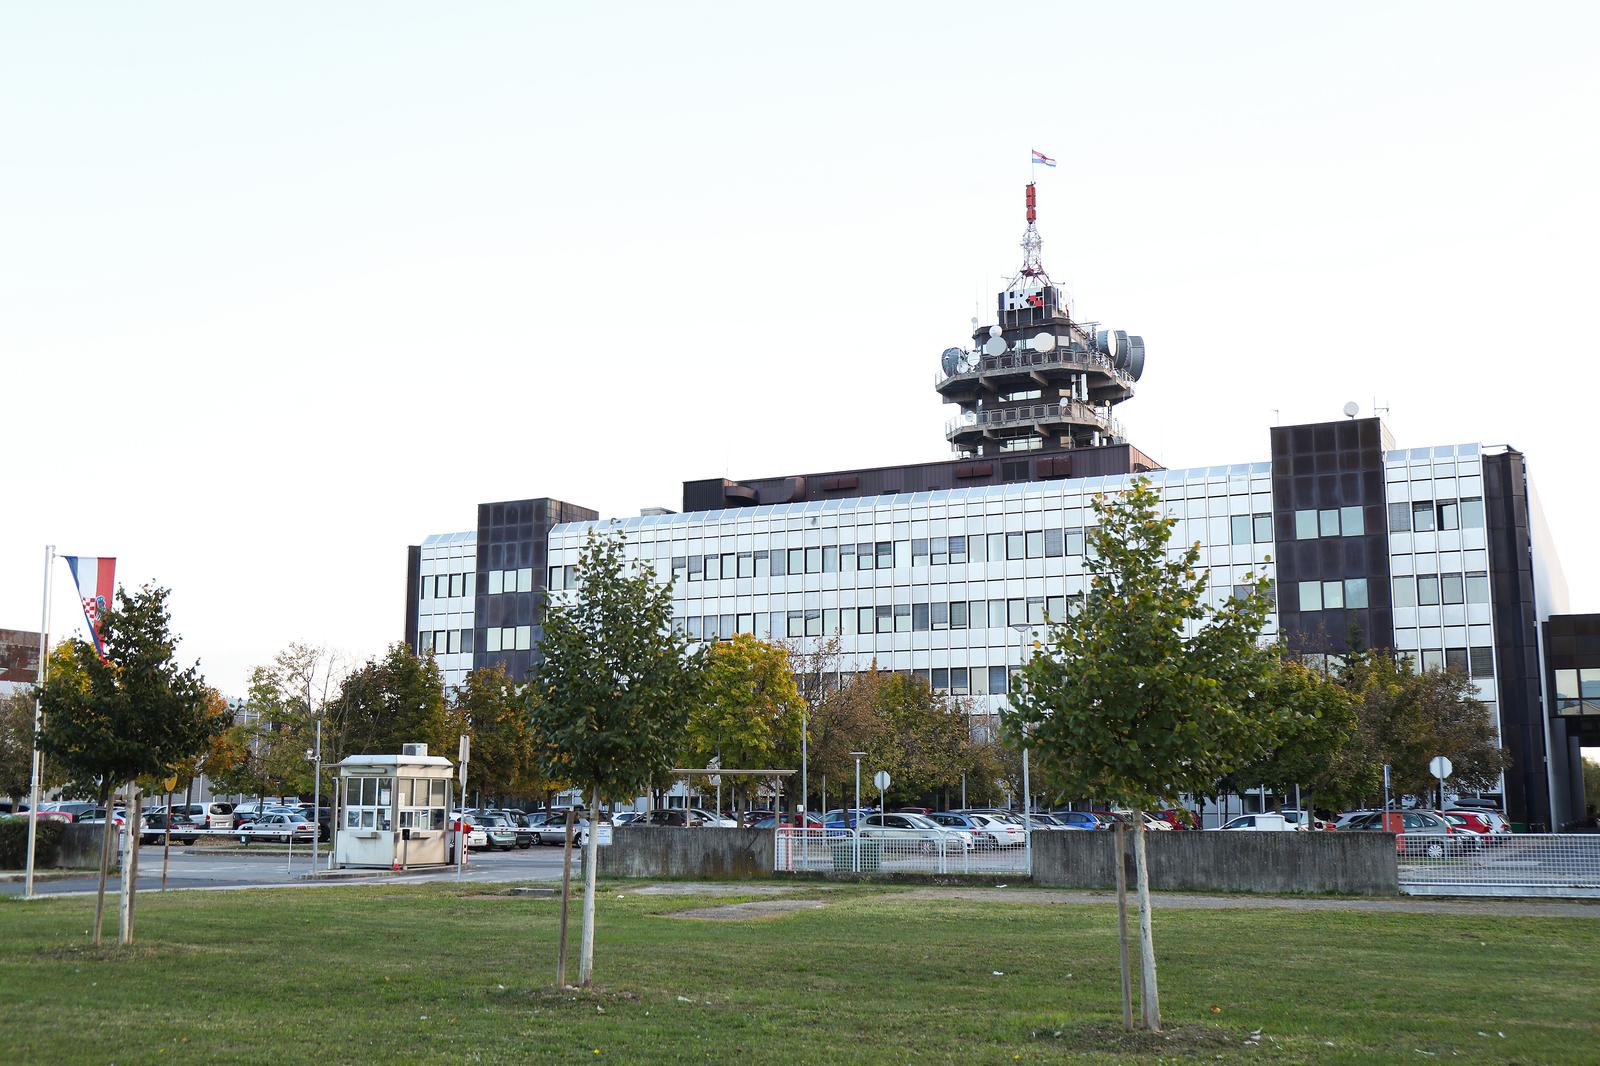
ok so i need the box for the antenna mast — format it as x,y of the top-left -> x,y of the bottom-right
1019,183 -> 1050,286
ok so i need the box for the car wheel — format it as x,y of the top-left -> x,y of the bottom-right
1425,841 -> 1445,859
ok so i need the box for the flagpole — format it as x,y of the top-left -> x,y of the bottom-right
24,545 -> 55,900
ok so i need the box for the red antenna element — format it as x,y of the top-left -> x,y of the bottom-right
1025,182 -> 1037,223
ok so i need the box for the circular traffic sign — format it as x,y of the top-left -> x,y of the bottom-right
873,770 -> 891,791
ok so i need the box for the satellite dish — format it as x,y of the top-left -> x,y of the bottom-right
982,336 -> 1007,357
1032,332 -> 1056,353
1126,336 -> 1146,381
941,347 -> 964,375
971,316 -> 980,329
1111,331 -> 1131,369
959,351 -> 979,372
988,324 -> 1004,339
1342,401 -> 1359,419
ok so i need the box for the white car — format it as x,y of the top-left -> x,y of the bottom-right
858,812 -> 974,852
451,814 -> 490,848
1216,813 -> 1303,832
688,808 -> 738,828
237,812 -> 316,843
966,812 -> 1027,847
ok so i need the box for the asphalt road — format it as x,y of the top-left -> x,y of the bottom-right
3,843 -> 571,897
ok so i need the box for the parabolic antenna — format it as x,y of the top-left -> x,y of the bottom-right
1032,332 -> 1056,353
1093,330 -> 1111,355
982,335 -> 1007,357
1342,401 -> 1359,419
941,347 -> 964,375
958,351 -> 979,372
988,324 -> 1004,339
1126,336 -> 1146,381
1111,331 -> 1131,369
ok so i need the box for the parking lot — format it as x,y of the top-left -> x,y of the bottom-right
3,841 -> 570,898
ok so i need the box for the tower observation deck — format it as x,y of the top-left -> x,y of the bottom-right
936,183 -> 1147,457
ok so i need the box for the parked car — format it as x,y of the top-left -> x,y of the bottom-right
1153,808 -> 1200,830
1050,810 -> 1111,831
139,812 -> 199,846
1026,813 -> 1078,831
1216,813 -> 1302,832
1110,809 -> 1173,831
689,808 -> 738,828
739,809 -> 776,827
75,808 -> 128,828
472,813 -> 519,851
633,809 -> 708,829
823,808 -> 874,830
858,812 -> 974,852
1446,807 -> 1511,835
931,811 -> 1024,847
895,807 -> 934,816
1343,810 -> 1461,857
750,812 -> 831,830
236,812 -> 316,844
611,811 -> 641,827
450,816 -> 489,849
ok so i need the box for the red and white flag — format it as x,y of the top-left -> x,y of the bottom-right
64,556 -> 116,661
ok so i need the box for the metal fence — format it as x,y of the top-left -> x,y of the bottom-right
774,827 -> 1032,877
1397,833 -> 1600,898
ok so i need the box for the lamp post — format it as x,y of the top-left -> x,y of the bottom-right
801,698 -> 809,816
307,716 -> 323,869
850,751 -> 866,871
1010,624 -> 1034,863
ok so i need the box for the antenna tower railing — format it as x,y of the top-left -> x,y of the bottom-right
945,401 -> 1125,441
935,348 -> 1133,390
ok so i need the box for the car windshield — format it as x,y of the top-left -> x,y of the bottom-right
901,814 -> 939,829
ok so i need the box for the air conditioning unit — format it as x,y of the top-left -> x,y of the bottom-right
402,743 -> 428,757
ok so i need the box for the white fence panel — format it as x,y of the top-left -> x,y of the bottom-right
1397,833 -> 1600,898
775,827 -> 1032,876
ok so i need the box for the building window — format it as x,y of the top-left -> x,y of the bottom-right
515,626 -> 531,651
1253,514 -> 1272,543
1318,509 -> 1340,538
1465,571 -> 1489,603
989,666 -> 1008,695
1230,515 -> 1252,545
913,604 -> 930,631
1462,497 -> 1485,528
485,628 -> 502,652
460,629 -> 475,654
1412,501 -> 1436,533
998,388 -> 1042,402
1295,511 -> 1318,541
1417,574 -> 1440,606
1344,577 -> 1368,609
1340,506 -> 1364,537
1388,502 -> 1411,532
949,601 -> 969,629
1007,532 -> 1024,561
1469,646 -> 1493,678
998,436 -> 1043,452
1444,647 -> 1469,673
1437,500 -> 1460,531
704,554 -> 722,581
1421,649 -> 1444,672
1393,576 -> 1416,608
1065,529 -> 1085,556
1441,573 -> 1464,605
1298,581 -> 1322,612
950,535 -> 969,564
1321,580 -> 1344,610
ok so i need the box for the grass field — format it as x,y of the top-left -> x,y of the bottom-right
2,881 -> 1596,1064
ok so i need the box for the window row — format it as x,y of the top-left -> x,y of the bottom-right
1392,571 -> 1489,607
679,595 -> 1084,642
419,629 -> 474,656
1229,513 -> 1273,545
1294,506 -> 1365,541
1388,498 -> 1484,534
1553,668 -> 1600,716
1297,578 -> 1369,612
1406,646 -> 1495,679
421,572 -> 476,600
662,531 -> 1096,585
486,568 -> 535,595
484,626 -> 533,653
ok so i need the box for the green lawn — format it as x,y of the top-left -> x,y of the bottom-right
1,882 -> 1595,1064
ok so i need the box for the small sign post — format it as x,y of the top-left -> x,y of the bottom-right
1429,755 -> 1454,811
873,770 -> 890,818
456,734 -> 470,880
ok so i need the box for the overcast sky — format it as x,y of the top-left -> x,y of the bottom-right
3,3 -> 1597,695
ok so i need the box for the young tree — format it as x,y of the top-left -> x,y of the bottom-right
1007,478 -> 1279,1031
1230,654 -> 1363,815
37,585 -> 223,945
685,635 -> 804,813
859,671 -> 972,804
528,530 -> 704,986
333,643 -> 453,758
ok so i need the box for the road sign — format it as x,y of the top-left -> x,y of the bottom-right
594,824 -> 613,847
457,734 -> 471,787
1429,756 -> 1454,780
162,775 -> 178,793
873,770 -> 890,791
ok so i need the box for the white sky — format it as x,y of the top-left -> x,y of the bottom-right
4,3 -> 1598,696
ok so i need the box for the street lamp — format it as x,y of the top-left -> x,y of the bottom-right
849,751 -> 866,871
1010,624 -> 1034,848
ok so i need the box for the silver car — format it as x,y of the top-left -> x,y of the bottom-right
858,812 -> 974,853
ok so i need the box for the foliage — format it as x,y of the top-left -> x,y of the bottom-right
787,637 -> 881,801
156,688 -> 247,796
457,665 -> 544,801
528,531 -> 704,801
1007,478 -> 1281,809
684,636 -> 804,806
1228,654 -> 1366,808
1584,758 -> 1600,822
1,687 -> 65,802
37,586 -> 223,800
333,642 -> 458,758
859,671 -> 973,802
1340,649 -> 1509,801
0,815 -> 65,867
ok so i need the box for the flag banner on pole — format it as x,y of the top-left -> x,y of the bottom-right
1031,149 -> 1056,167
63,556 -> 116,661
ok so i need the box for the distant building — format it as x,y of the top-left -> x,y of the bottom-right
0,628 -> 41,695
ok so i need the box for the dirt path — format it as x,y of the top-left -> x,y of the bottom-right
894,886 -> 1600,918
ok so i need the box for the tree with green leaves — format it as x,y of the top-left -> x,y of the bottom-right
1,687 -> 64,806
1229,653 -> 1364,815
457,665 -> 544,803
37,585 -> 223,945
685,635 -> 804,813
859,671 -> 973,804
529,530 -> 704,986
1341,649 -> 1508,805
332,642 -> 457,759
1007,478 -> 1280,1031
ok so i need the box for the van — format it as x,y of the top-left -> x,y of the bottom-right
173,802 -> 235,830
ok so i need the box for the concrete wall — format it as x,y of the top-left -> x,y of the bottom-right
1032,830 -> 1399,895
55,824 -> 107,868
595,826 -> 773,880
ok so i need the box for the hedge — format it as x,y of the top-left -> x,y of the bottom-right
0,816 -> 66,869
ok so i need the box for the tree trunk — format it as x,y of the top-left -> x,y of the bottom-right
92,781 -> 115,946
1113,818 -> 1133,1031
122,788 -> 142,945
1131,809 -> 1160,1031
556,808 -> 576,986
577,784 -> 600,987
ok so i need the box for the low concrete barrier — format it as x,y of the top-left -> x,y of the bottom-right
594,826 -> 773,880
56,824 -> 106,868
1032,830 -> 1399,895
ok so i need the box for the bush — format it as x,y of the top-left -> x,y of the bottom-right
0,816 -> 65,868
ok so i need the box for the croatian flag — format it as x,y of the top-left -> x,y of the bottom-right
64,556 -> 116,661
1031,149 -> 1056,168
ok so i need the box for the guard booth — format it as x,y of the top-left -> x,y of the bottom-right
335,746 -> 453,869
